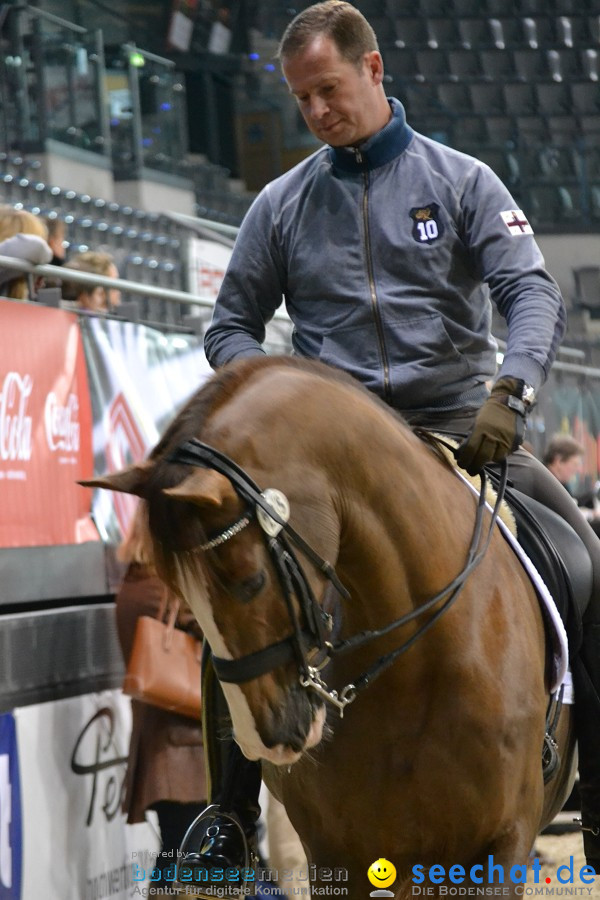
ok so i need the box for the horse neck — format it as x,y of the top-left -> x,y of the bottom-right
327,412 -> 465,631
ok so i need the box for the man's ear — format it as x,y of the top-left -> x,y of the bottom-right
367,50 -> 384,85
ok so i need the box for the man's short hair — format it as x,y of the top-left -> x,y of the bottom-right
277,0 -> 379,66
543,433 -> 585,466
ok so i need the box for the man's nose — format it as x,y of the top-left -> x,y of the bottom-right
309,96 -> 329,119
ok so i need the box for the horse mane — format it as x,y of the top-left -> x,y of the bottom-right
413,427 -> 456,471
150,355 -> 396,458
145,356 -> 389,564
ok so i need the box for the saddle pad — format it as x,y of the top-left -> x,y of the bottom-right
457,470 -> 569,694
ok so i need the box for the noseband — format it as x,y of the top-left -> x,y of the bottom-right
169,438 -> 506,717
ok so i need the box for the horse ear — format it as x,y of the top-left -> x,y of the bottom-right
78,462 -> 152,497
164,469 -> 238,508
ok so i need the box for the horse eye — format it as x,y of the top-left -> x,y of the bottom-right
235,570 -> 267,603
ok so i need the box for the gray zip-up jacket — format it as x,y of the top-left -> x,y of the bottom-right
204,98 -> 566,414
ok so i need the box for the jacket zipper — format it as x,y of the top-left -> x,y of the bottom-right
357,149 -> 391,402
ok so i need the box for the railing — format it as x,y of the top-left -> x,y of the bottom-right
0,4 -> 190,183
0,250 -> 294,351
107,43 -> 189,180
0,3 -> 109,156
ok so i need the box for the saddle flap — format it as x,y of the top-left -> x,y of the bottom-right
507,487 -> 590,655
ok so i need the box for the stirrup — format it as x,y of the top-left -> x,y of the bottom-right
172,804 -> 258,898
542,731 -> 560,783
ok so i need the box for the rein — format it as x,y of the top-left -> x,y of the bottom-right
169,438 -> 508,717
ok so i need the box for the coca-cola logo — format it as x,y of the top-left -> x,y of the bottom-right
0,372 -> 33,462
45,392 -> 80,452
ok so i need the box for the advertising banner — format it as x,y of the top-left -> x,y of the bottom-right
15,691 -> 159,900
187,237 -> 232,300
79,317 -> 212,544
0,301 -> 95,547
0,714 -> 22,900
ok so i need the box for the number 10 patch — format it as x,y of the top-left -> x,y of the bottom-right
410,203 -> 443,244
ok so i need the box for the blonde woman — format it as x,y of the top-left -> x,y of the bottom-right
0,205 -> 52,300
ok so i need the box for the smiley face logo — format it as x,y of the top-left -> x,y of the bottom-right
368,858 -> 397,890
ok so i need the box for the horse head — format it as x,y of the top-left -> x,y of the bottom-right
85,358 -> 354,766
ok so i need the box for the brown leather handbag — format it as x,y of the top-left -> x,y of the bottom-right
123,595 -> 202,720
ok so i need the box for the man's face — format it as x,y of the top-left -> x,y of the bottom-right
282,35 -> 386,147
550,454 -> 583,487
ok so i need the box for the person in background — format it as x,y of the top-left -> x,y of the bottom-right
0,204 -> 52,299
543,433 -> 585,495
198,0 -> 600,876
62,249 -> 121,311
115,507 -> 207,895
43,215 -> 68,267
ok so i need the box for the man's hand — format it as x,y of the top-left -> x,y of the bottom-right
456,377 -> 528,476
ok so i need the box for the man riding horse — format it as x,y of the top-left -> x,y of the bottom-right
192,0 -> 600,883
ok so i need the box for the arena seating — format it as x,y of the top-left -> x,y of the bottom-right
372,2 -> 600,228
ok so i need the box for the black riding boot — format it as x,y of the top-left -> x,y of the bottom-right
573,623 -> 600,872
175,648 -> 263,897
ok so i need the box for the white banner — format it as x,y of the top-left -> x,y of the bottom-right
79,318 -> 213,544
15,692 -> 159,900
187,238 -> 232,300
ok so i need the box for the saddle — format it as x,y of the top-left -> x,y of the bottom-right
494,481 -> 591,658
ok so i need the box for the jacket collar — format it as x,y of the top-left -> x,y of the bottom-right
328,98 -> 414,173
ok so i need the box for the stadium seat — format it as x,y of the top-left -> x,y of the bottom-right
447,48 -> 483,78
489,18 -> 524,49
469,83 -> 506,116
584,147 -> 600,180
457,17 -> 498,50
426,18 -> 462,48
393,17 -> 429,48
513,48 -> 552,80
573,265 -> 600,308
402,82 -> 444,115
503,82 -> 537,115
590,186 -> 600,221
480,49 -> 517,80
367,17 -> 395,45
537,146 -> 578,180
535,82 -> 572,115
547,48 -> 587,81
486,116 -> 516,144
571,81 -> 600,115
382,47 -> 419,82
455,115 -> 490,143
415,49 -> 451,78
475,147 -> 520,188
448,0 -> 482,15
528,183 -> 581,225
521,16 -> 557,48
437,82 -> 472,112
582,48 -> 599,82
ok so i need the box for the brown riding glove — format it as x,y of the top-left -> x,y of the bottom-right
456,376 -> 529,476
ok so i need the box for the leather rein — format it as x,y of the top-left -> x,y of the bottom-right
169,438 -> 508,717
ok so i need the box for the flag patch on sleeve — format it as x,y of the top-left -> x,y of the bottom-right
500,209 -> 534,235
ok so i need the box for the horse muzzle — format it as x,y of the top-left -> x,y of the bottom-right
231,688 -> 327,766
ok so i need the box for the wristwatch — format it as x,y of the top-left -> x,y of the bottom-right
505,382 -> 536,416
521,383 -> 536,410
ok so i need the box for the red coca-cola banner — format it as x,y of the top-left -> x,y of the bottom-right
0,300 -> 97,546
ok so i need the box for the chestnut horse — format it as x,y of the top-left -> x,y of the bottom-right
87,356 -> 575,897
